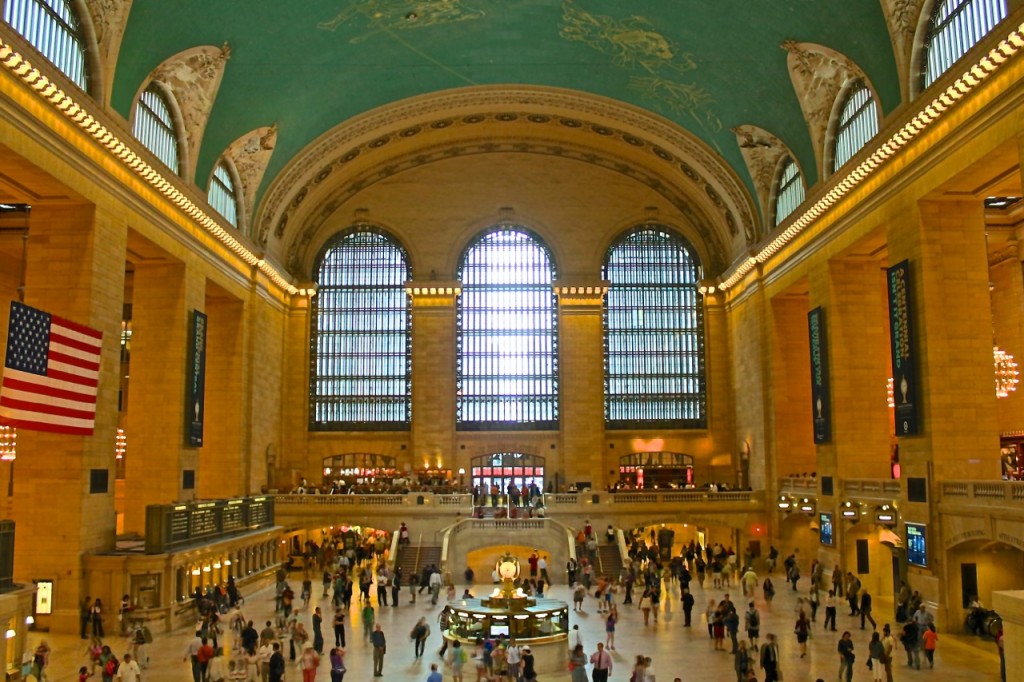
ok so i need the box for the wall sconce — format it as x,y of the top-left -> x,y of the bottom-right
213,562 -> 222,569
115,428 -> 126,460
24,616 -> 33,625
799,497 -> 815,514
202,565 -> 212,573
224,559 -> 232,566
875,504 -> 897,526
777,495 -> 794,512
840,501 -> 859,520
191,568 -> 201,576
4,628 -> 14,639
0,425 -> 16,461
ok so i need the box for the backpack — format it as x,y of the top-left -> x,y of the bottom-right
749,611 -> 760,628
104,656 -> 119,676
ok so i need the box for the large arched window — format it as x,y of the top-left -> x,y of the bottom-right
133,85 -> 180,174
773,156 -> 805,227
208,160 -> 239,227
310,228 -> 411,430
4,0 -> 89,90
923,0 -> 1007,89
603,226 -> 705,428
831,80 -> 878,173
457,226 -> 558,429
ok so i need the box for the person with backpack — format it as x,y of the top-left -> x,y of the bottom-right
410,617 -> 430,658
745,602 -> 761,650
98,646 -> 117,682
448,640 -> 468,682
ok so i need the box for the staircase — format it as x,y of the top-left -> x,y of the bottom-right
596,543 -> 625,579
395,543 -> 442,580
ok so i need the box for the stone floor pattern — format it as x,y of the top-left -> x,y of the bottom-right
25,571 -> 1001,681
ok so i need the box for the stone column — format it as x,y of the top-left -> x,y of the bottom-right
12,203 -> 125,633
555,282 -> 606,490
123,257 -> 205,533
279,295 -> 311,490
198,294 -> 246,498
409,284 -> 458,471
807,258 -> 892,478
886,200 -> 999,482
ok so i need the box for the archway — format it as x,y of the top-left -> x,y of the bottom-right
470,452 -> 545,506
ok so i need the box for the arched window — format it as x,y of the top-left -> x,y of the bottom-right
310,228 -> 411,430
603,226 -> 705,428
774,157 -> 805,226
923,0 -> 1007,89
133,85 -> 180,174
457,226 -> 558,429
831,81 -> 878,173
4,0 -> 89,90
208,161 -> 239,227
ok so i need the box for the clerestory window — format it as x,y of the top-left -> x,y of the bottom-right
923,0 -> 1007,89
3,0 -> 89,90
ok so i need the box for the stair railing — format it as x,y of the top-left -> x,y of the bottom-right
414,533 -> 423,574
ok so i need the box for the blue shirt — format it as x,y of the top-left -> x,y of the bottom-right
427,671 -> 443,682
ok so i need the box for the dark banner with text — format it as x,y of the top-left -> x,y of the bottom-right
808,306 -> 831,444
888,260 -> 919,435
186,309 -> 207,447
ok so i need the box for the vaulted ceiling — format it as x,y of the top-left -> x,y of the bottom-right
111,0 -> 902,219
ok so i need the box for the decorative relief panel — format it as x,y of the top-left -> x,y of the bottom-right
782,41 -> 866,178
733,125 -> 790,237
148,44 -> 231,182
255,87 -> 757,264
82,0 -> 133,103
222,125 -> 277,237
284,137 -> 729,277
879,0 -> 926,98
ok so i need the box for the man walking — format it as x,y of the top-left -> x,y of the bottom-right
312,606 -> 324,654
268,643 -> 285,682
370,623 -> 387,677
590,642 -> 613,682
332,608 -> 346,648
681,588 -> 695,627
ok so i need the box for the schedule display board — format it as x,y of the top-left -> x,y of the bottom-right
145,496 -> 275,554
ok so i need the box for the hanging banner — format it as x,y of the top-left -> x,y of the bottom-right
186,309 -> 206,447
808,306 -> 831,443
887,260 -> 919,435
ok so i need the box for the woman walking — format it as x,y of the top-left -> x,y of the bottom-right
569,644 -> 588,682
734,640 -> 752,682
638,589 -> 653,626
763,576 -> 776,605
868,631 -> 886,681
837,631 -> 855,682
705,598 -> 718,638
411,617 -> 430,658
605,608 -> 617,650
795,611 -> 810,658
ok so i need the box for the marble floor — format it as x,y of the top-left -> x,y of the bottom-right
25,569 -> 1002,681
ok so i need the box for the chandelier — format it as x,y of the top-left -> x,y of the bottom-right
994,345 -> 1019,398
115,428 -> 127,460
887,345 -> 1019,405
0,425 -> 15,462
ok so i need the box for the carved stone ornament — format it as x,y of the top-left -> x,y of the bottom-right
82,0 -> 133,102
878,0 -> 927,99
732,125 -> 790,238
223,125 -> 278,235
149,44 -> 231,182
255,86 -> 758,262
781,41 -> 866,176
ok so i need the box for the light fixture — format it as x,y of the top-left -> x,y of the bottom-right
191,568 -> 201,576
213,562 -> 221,569
777,495 -> 793,511
323,467 -> 331,476
875,504 -> 897,525
886,378 -> 895,409
24,616 -> 33,625
840,501 -> 859,519
799,497 -> 815,514
994,346 -> 1019,398
4,628 -> 14,639
224,559 -> 232,566
203,565 -> 211,572
115,428 -> 127,460
0,425 -> 16,461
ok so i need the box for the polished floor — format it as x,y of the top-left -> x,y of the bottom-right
26,568 -> 1002,681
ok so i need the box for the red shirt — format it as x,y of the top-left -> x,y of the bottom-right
197,644 -> 215,663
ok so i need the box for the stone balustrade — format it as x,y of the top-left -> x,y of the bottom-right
941,480 -> 1024,502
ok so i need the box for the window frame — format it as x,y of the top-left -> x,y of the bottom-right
773,156 -> 805,227
456,225 -> 559,431
921,0 -> 1007,90
603,225 -> 706,430
830,80 -> 879,174
207,159 -> 240,228
308,226 -> 413,432
132,84 -> 182,175
3,0 -> 90,91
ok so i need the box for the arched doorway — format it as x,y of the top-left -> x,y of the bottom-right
617,452 -> 694,490
470,452 -> 545,506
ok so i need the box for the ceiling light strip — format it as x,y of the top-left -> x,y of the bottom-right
720,22 -> 1024,291
0,39 -> 298,295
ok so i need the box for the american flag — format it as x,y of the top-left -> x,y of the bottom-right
0,301 -> 103,435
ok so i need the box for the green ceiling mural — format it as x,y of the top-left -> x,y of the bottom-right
111,0 -> 900,210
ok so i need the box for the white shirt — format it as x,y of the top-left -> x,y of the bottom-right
117,660 -> 142,682
505,645 -> 521,665
538,558 -> 547,570
429,572 -> 442,588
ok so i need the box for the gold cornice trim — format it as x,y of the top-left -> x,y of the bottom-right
0,37 -> 298,296
720,19 -> 1024,290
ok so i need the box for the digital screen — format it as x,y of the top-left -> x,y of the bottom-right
819,512 -> 834,546
490,624 -> 509,638
906,523 -> 927,567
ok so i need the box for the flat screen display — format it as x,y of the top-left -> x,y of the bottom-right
906,522 -> 927,567
819,512 -> 834,546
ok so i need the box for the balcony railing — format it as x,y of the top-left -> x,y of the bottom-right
941,480 -> 1024,502
842,479 -> 901,497
544,490 -> 760,506
779,477 -> 818,493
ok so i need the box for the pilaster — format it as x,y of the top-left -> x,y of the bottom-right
198,294 -> 245,498
409,283 -> 459,471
